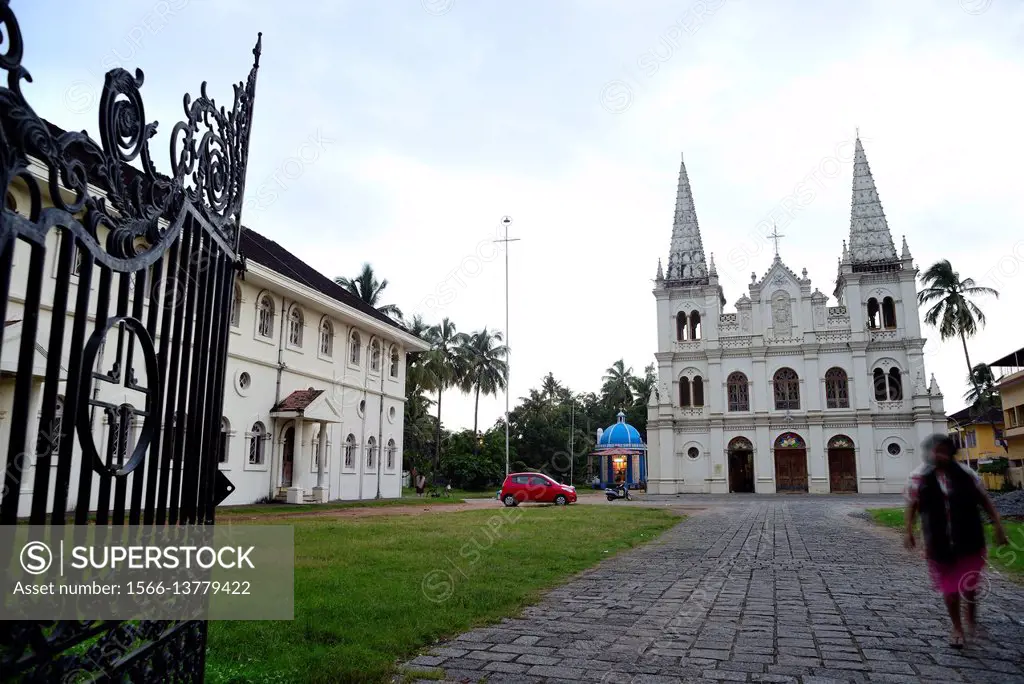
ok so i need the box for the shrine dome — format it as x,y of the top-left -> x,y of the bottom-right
597,412 -> 646,449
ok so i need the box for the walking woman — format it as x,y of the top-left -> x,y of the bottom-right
904,434 -> 1009,648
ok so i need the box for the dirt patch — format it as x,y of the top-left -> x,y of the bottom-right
220,498 -> 501,522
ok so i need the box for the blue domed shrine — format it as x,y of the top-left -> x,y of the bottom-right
592,412 -> 647,487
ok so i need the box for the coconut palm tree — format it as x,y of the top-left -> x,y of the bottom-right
457,328 -> 508,452
423,317 -> 467,472
601,359 -> 635,409
540,372 -> 563,404
918,260 -> 999,381
334,263 -> 403,321
630,363 -> 657,406
403,314 -> 433,397
963,362 -> 1007,454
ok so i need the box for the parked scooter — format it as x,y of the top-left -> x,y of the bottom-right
605,482 -> 632,502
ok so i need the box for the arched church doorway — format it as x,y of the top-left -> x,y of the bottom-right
774,432 -> 808,493
827,434 -> 858,493
727,436 -> 755,493
281,425 -> 295,487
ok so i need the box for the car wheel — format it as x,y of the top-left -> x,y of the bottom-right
503,494 -> 518,507
554,494 -> 567,506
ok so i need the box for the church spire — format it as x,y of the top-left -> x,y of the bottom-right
666,153 -> 709,283
847,136 -> 898,267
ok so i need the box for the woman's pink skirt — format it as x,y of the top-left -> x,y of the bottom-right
927,551 -> 987,596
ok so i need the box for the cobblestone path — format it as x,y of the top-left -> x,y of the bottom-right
402,496 -> 1024,683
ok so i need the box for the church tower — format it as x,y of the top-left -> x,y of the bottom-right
649,154 -> 723,494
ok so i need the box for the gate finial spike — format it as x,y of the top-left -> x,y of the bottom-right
252,32 -> 263,68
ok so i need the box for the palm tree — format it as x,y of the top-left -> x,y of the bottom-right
403,314 -> 433,397
540,372 -> 563,404
334,263 -> 403,321
918,259 -> 999,381
601,359 -> 635,409
964,363 -> 999,408
630,363 -> 657,406
423,317 -> 468,472
458,328 -> 508,452
963,362 -> 1007,454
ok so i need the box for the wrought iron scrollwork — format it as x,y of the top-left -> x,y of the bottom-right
0,1 -> 261,270
0,1 -> 261,680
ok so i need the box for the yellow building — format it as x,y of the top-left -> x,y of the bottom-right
946,406 -> 1006,467
992,347 -> 1024,469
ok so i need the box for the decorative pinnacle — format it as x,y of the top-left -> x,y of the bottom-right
656,258 -> 664,280
709,252 -> 717,275
901,234 -> 912,260
252,32 -> 263,68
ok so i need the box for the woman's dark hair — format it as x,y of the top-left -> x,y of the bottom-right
921,433 -> 958,459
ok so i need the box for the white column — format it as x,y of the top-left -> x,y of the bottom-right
313,420 -> 329,503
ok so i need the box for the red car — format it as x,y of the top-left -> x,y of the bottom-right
500,472 -> 577,506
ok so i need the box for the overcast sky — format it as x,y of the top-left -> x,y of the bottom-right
17,0 -> 1024,432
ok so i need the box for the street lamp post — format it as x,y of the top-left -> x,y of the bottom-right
495,216 -> 519,478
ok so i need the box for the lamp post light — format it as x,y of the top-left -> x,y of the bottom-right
495,216 -> 519,478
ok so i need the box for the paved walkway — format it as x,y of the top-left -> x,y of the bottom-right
403,496 -> 1024,683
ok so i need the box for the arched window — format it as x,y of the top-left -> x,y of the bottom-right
370,338 -> 381,372
773,368 -> 800,410
344,433 -> 356,468
676,312 -> 688,341
257,295 -> 275,338
882,297 -> 897,329
727,372 -> 749,412
249,422 -> 266,464
231,284 -> 241,328
867,298 -> 880,330
349,331 -> 362,365
288,306 -> 304,347
888,368 -> 903,400
824,367 -> 850,409
679,377 -> 691,407
689,310 -> 701,340
366,436 -> 377,468
386,438 -> 396,469
319,318 -> 334,357
219,417 -> 230,464
873,368 -> 888,400
692,376 -> 704,407
390,346 -> 400,378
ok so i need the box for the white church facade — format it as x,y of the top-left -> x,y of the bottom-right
646,138 -> 947,495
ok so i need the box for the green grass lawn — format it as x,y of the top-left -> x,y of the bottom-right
205,506 -> 679,683
868,507 -> 1024,576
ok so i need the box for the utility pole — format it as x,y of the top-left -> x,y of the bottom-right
495,216 -> 519,477
569,396 -> 575,485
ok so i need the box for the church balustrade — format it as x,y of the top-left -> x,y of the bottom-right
869,329 -> 899,341
679,407 -> 705,417
874,399 -> 905,412
674,340 -> 703,351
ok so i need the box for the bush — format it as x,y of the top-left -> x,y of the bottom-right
980,457 -> 1009,474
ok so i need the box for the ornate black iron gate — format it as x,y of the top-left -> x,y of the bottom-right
0,1 -> 260,679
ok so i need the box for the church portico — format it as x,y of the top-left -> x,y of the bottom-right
648,141 -> 947,494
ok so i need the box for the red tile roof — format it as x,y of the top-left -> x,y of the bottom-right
272,389 -> 324,412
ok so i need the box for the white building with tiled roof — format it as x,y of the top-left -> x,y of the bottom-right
647,139 -> 947,494
2,162 -> 428,512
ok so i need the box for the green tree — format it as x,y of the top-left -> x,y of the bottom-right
423,318 -> 468,473
540,372 -> 563,404
457,328 -> 508,450
964,362 -> 1007,454
333,263 -> 403,321
917,259 -> 999,385
601,359 -> 635,409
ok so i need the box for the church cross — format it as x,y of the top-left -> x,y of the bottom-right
768,223 -> 785,257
